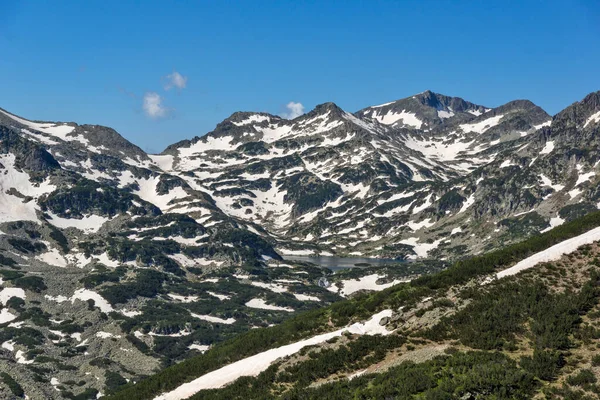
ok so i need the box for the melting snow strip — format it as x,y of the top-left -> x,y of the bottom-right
153,310 -> 392,400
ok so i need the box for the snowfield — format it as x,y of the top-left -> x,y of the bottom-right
153,310 -> 393,400
0,109 -> 75,138
496,226 -> 600,279
46,212 -> 109,233
0,154 -> 56,223
328,274 -> 407,297
71,289 -> 114,313
459,114 -> 504,134
245,298 -> 294,312
584,111 -> 600,128
190,313 -> 236,325
0,287 -> 26,305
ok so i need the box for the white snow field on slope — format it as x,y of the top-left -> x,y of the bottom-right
46,212 -> 109,233
369,109 -> 423,128
584,110 -> 600,128
153,310 -> 393,400
0,108 -> 75,138
459,114 -> 504,134
496,226 -> 600,279
0,154 -> 56,223
0,308 -> 17,324
328,274 -> 407,297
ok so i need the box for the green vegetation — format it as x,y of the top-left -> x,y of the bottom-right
123,214 -> 206,240
280,351 -> 537,400
49,226 -> 70,252
13,275 -> 47,292
281,172 -> 343,216
40,179 -> 160,218
108,210 -> 600,400
567,369 -> 597,387
80,266 -> 126,289
107,307 -> 331,400
0,372 -> 24,397
0,252 -> 18,268
0,327 -> 45,348
437,189 -> 466,213
100,269 -> 167,305
424,273 -> 599,351
414,210 -> 600,290
0,269 -> 25,280
560,203 -> 599,222
499,211 -> 547,238
105,371 -> 128,394
520,349 -> 564,381
62,388 -> 100,400
276,334 -> 406,387
7,237 -> 47,253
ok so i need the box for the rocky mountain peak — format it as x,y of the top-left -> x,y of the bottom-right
412,90 -> 487,115
304,102 -> 346,118
552,90 -> 600,131
581,91 -> 600,108
224,111 -> 279,125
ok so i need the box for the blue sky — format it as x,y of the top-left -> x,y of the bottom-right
1,1 -> 599,153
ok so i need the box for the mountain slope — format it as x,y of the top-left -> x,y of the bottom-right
108,211 -> 600,400
154,91 -> 568,262
1,89 -> 600,398
0,108 -> 348,399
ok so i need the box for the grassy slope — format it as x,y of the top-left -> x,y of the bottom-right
107,211 -> 600,400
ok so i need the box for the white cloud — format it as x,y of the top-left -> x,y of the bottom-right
143,92 -> 168,118
164,71 -> 188,90
281,101 -> 305,119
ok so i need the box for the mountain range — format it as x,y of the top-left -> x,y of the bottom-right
0,89 -> 599,398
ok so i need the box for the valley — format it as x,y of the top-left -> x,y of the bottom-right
0,88 -> 599,398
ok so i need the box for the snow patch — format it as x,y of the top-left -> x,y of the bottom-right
497,226 -> 600,279
540,216 -> 566,233
437,110 -> 455,119
0,109 -> 75,138
152,310 -> 393,400
47,212 -> 109,233
293,293 -> 320,301
540,141 -> 555,155
0,154 -> 56,223
459,114 -> 504,134
71,289 -> 114,313
328,274 -> 406,297
245,298 -> 294,312
458,193 -> 475,213
0,287 -> 26,305
35,248 -> 67,267
584,111 -> 600,128
191,313 -> 236,325
370,109 -> 423,128
0,308 -> 17,324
